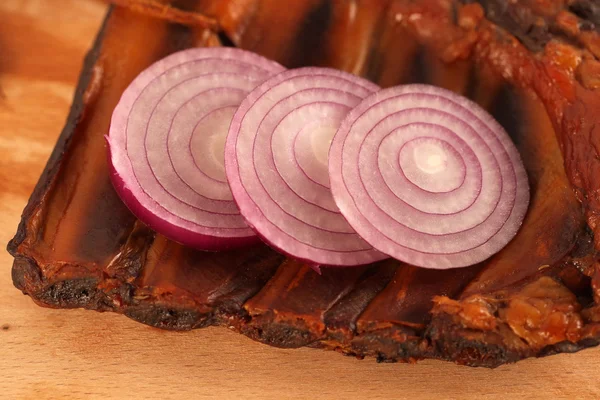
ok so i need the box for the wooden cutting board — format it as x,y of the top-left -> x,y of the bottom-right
0,1 -> 599,399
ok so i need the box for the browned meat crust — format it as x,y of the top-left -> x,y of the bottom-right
8,0 -> 600,367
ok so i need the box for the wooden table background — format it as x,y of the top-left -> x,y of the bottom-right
0,1 -> 599,399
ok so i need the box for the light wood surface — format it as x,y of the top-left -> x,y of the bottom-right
0,1 -> 599,399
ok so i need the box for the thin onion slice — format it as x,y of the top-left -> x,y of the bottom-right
108,47 -> 285,250
328,84 -> 530,269
225,67 -> 387,266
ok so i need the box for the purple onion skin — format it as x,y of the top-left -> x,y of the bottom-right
107,140 -> 260,251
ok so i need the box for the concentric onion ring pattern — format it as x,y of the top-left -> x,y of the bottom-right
225,67 -> 388,266
329,84 -> 530,269
108,48 -> 285,250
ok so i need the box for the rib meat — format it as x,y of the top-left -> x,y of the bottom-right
8,0 -> 600,367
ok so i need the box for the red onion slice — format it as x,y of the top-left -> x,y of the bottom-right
225,67 -> 387,266
108,48 -> 285,250
329,84 -> 530,269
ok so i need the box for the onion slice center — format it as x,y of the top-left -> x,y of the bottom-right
108,47 -> 285,250
328,84 -> 530,269
225,67 -> 387,266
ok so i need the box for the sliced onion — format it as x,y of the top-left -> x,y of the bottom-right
108,47 -> 285,250
225,67 -> 387,266
328,84 -> 530,269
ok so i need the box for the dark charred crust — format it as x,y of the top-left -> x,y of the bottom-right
350,328 -> 426,362
537,340 -> 587,357
426,316 -> 524,368
7,1 -> 600,368
125,304 -> 212,330
38,278 -> 106,309
569,0 -> 600,27
11,256 -> 42,293
474,0 -> 551,52
241,318 -> 321,348
435,338 -> 522,368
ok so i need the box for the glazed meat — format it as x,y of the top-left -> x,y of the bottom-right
8,0 -> 600,367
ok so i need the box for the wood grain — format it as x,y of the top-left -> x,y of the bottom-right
0,1 -> 599,399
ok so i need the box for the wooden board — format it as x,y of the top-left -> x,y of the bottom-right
1,1 -> 599,399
